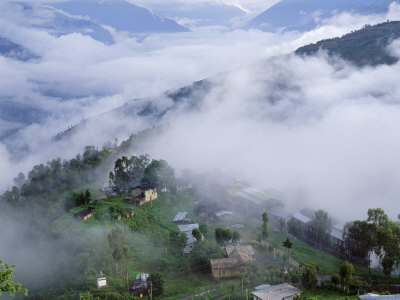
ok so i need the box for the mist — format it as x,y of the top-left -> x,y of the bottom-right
0,2 -> 399,224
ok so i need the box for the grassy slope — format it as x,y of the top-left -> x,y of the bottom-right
49,192 -> 226,299
267,230 -> 382,277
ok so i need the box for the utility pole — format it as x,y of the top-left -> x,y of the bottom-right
150,280 -> 153,300
246,288 -> 248,300
241,277 -> 243,291
218,263 -> 220,282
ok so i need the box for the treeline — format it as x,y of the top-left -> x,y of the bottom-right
1,146 -> 112,208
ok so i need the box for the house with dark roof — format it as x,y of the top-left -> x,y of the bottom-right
132,273 -> 150,296
125,182 -> 158,206
251,283 -> 301,300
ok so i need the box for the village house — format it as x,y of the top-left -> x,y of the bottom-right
209,245 -> 256,280
126,182 -> 157,206
268,207 -> 294,231
132,273 -> 150,296
173,212 -> 190,224
359,293 -> 400,299
251,283 -> 301,300
215,210 -> 234,221
96,271 -> 107,288
224,245 -> 256,263
74,208 -> 94,221
209,258 -> 246,279
178,224 -> 202,254
329,223 -> 346,256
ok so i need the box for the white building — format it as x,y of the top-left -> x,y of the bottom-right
96,271 -> 107,288
178,224 -> 202,254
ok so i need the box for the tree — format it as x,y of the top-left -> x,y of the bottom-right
232,230 -> 240,244
109,155 -> 150,194
107,226 -> 131,285
178,232 -> 188,255
191,240 -> 225,269
147,273 -> 164,297
0,260 -> 28,297
141,159 -> 176,190
282,238 -> 293,269
215,228 -> 232,245
339,261 -> 354,293
262,212 -> 269,247
301,262 -> 318,289
199,224 -> 209,238
164,230 -> 170,254
331,274 -> 340,289
314,210 -> 332,247
192,228 -> 202,241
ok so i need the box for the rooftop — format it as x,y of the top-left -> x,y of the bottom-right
292,211 -> 312,224
178,224 -> 199,233
269,207 -> 293,219
74,208 -> 93,218
216,210 -> 234,217
132,182 -> 157,191
173,212 -> 188,222
225,245 -> 255,262
251,283 -> 301,300
359,294 -> 400,299
330,227 -> 344,241
209,257 -> 242,269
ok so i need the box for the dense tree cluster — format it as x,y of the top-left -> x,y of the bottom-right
1,146 -> 111,208
345,208 -> 400,279
109,156 -> 176,194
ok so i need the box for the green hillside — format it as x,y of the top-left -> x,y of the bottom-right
296,21 -> 400,66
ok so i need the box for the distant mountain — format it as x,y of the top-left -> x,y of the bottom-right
41,6 -> 115,44
52,0 -> 190,33
248,0 -> 399,31
139,3 -> 246,27
0,36 -> 38,61
296,21 -> 400,66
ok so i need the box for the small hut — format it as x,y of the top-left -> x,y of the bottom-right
96,271 -> 107,288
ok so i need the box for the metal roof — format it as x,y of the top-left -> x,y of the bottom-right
359,294 -> 400,299
269,207 -> 293,219
215,210 -> 233,217
178,223 -> 199,233
330,227 -> 344,241
251,283 -> 301,300
173,212 -> 188,222
292,211 -> 312,224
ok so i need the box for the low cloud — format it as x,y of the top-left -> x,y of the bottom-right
0,1 -> 399,223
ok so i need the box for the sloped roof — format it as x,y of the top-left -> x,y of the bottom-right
74,208 -> 93,218
292,211 -> 312,224
269,207 -> 293,219
330,227 -> 344,241
359,294 -> 400,299
251,283 -> 301,300
173,212 -> 188,222
216,210 -> 234,217
132,182 -> 157,191
209,257 -> 242,269
178,224 -> 199,233
225,245 -> 255,262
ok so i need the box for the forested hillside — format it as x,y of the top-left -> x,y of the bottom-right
295,21 -> 400,66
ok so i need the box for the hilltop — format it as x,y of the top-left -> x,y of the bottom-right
295,21 -> 400,66
248,0 -> 399,31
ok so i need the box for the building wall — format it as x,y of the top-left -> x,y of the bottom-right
211,266 -> 246,279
